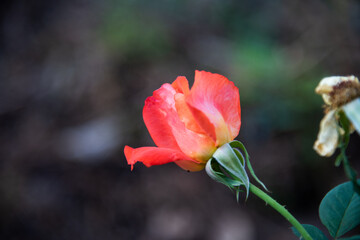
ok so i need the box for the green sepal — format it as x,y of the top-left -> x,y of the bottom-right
205,141 -> 268,202
230,140 -> 268,191
212,143 -> 250,198
205,157 -> 245,202
335,153 -> 343,167
205,158 -> 243,189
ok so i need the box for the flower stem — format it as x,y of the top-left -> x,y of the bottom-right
249,184 -> 313,240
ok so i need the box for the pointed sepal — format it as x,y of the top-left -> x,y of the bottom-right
230,140 -> 268,191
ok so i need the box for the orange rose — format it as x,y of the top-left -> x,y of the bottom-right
124,70 -> 241,171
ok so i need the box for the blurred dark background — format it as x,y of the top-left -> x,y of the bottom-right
1,0 -> 360,239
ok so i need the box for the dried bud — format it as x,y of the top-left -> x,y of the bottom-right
315,76 -> 360,108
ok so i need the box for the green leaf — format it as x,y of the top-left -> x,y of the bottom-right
338,236 -> 360,240
319,180 -> 360,238
292,224 -> 328,240
343,98 -> 360,135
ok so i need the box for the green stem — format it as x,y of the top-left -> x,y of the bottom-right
250,184 -> 313,240
341,148 -> 360,195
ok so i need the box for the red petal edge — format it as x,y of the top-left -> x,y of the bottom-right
124,145 -> 202,171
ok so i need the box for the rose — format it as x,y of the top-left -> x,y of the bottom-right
123,71 -> 316,240
124,70 -> 241,171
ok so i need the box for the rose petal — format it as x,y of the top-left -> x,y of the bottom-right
186,70 -> 241,146
124,145 -> 196,170
144,83 -> 216,162
172,76 -> 190,95
174,160 -> 206,172
143,84 -> 182,150
313,110 -> 339,156
174,93 -> 205,134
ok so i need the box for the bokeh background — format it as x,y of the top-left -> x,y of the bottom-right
1,0 -> 360,239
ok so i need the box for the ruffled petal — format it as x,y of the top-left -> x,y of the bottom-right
143,84 -> 181,150
124,145 -> 196,170
313,110 -> 339,156
186,70 -> 241,146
